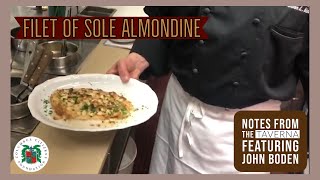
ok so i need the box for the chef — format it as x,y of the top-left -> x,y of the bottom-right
107,6 -> 309,174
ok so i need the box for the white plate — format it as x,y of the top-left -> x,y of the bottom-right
28,74 -> 158,132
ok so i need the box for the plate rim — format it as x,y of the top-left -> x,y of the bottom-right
28,74 -> 158,132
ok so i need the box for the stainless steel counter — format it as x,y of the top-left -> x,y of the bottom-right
10,6 -> 49,29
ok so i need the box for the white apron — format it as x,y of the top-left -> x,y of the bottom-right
149,75 -> 281,174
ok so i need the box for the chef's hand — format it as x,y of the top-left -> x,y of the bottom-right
106,52 -> 149,83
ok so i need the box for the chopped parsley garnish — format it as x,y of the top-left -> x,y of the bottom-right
81,103 -> 89,111
89,104 -> 96,112
72,96 -> 78,104
121,108 -> 128,115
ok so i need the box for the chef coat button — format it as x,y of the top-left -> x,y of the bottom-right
193,68 -> 199,74
252,18 -> 261,25
240,51 -> 248,58
233,81 -> 240,87
202,7 -> 211,14
199,40 -> 205,45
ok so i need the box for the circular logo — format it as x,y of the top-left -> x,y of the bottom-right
13,136 -> 49,172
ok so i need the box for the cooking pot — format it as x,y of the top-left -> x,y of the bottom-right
38,41 -> 80,70
11,27 -> 29,52
11,76 -> 30,120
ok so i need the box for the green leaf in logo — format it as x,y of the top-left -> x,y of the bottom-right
21,145 -> 29,163
33,145 -> 42,162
